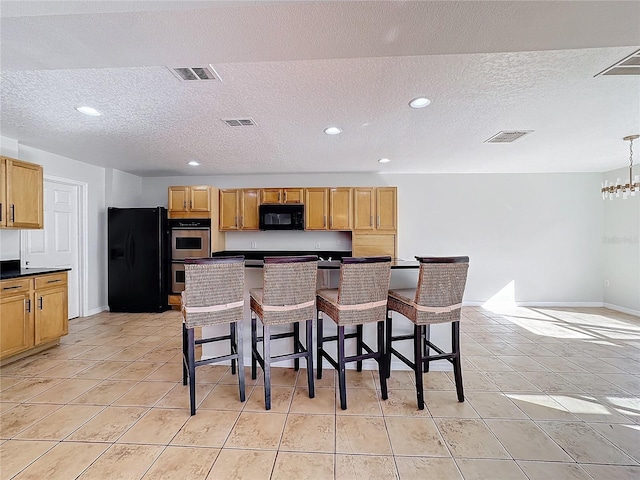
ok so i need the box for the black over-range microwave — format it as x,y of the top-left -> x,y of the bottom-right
259,204 -> 305,230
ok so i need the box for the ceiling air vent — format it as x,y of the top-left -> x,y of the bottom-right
223,118 -> 257,127
484,130 -> 533,143
595,48 -> 640,76
168,65 -> 221,82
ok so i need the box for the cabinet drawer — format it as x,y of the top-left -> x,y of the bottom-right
0,278 -> 32,294
34,272 -> 67,290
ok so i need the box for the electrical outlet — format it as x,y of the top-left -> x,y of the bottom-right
251,241 -> 257,249
604,279 -> 610,287
315,242 -> 321,249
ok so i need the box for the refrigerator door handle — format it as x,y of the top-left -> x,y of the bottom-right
130,236 -> 136,266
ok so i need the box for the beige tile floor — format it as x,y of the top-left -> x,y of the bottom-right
1,306 -> 639,479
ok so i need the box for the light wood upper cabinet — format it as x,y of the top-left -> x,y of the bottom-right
240,189 -> 259,230
168,186 -> 211,218
219,189 -> 259,231
376,187 -> 397,230
219,189 -> 239,230
2,157 -> 44,229
329,188 -> 352,230
305,188 -> 328,230
353,187 -> 396,232
0,159 -> 6,227
261,188 -> 304,204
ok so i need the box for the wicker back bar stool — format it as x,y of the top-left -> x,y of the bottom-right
316,256 -> 392,410
250,255 -> 318,410
386,256 -> 469,410
182,256 -> 246,415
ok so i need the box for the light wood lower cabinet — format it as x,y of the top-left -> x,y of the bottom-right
0,272 -> 68,361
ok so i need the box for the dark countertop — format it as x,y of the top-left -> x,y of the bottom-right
0,260 -> 71,280
209,252 -> 418,269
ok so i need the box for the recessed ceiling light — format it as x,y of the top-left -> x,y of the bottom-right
409,97 -> 431,109
75,106 -> 102,116
188,161 -> 200,166
378,158 -> 391,164
324,126 -> 342,135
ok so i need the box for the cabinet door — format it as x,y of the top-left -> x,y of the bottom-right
0,292 -> 33,359
283,188 -> 303,204
329,188 -> 352,230
305,188 -> 328,230
6,159 -> 43,229
35,287 -> 68,345
353,188 -> 375,230
0,158 -> 6,227
168,187 -> 189,213
376,187 -> 397,230
219,190 -> 239,231
352,233 -> 396,258
240,189 -> 259,230
261,188 -> 282,204
189,186 -> 211,213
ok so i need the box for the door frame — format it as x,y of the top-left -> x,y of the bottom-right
21,175 -> 89,318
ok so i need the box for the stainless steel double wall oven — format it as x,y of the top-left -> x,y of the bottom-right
169,218 -> 211,293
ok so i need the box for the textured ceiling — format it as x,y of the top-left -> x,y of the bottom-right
1,1 -> 639,176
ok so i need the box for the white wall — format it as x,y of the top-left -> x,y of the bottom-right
105,168 -> 142,207
141,171 -> 604,305
602,166 -> 640,314
17,145 -> 108,314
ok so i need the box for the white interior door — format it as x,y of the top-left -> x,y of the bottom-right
21,179 -> 80,319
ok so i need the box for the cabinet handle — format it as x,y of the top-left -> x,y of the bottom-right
370,215 -> 373,227
323,216 -> 326,227
240,215 -> 243,228
26,299 -> 31,313
10,204 -> 15,222
47,279 -> 61,284
235,216 -> 238,227
330,216 -> 333,228
183,201 -> 186,209
377,215 -> 380,228
190,201 -> 192,209
0,202 -> 2,222
278,191 -> 281,202
2,285 -> 21,290
38,296 -> 43,310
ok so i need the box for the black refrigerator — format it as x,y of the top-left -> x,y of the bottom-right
108,207 -> 169,312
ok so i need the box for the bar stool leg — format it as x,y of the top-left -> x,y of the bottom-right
423,324 -> 431,373
356,324 -> 363,372
251,314 -> 257,380
182,323 -> 188,386
187,327 -> 197,415
414,324 -> 425,410
452,321 -> 464,402
337,326 -> 347,410
385,311 -> 393,379
230,322 -> 237,375
263,324 -> 272,410
306,319 -> 315,398
236,320 -> 246,402
377,320 -> 388,400
317,312 -> 324,380
293,322 -> 300,371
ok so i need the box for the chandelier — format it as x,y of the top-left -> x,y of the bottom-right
602,135 -> 640,200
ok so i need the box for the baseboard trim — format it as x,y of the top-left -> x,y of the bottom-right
463,301 -> 605,308
603,303 -> 640,317
85,306 -> 109,317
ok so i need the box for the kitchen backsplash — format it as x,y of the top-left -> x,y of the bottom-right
0,230 -> 20,261
224,230 -> 351,252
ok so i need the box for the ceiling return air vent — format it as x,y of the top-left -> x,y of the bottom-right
223,118 -> 257,127
484,130 -> 533,143
168,65 -> 221,81
595,48 -> 640,76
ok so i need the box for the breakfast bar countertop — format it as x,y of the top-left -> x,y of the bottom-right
210,250 -> 419,269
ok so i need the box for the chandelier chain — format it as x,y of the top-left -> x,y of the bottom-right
630,138 -> 634,169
